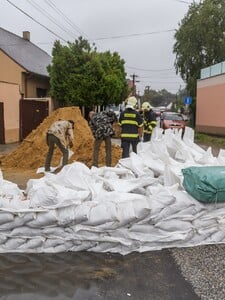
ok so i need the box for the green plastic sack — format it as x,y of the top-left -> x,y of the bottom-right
182,166 -> 225,203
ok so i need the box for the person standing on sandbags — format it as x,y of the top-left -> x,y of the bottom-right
118,96 -> 143,158
45,119 -> 74,172
89,110 -> 117,167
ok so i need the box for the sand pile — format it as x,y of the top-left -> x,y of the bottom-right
1,106 -> 122,170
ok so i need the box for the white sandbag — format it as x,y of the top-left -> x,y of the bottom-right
129,152 -> 147,177
196,147 -> 218,165
138,152 -> 165,176
27,210 -> 57,228
53,241 -> 74,252
164,165 -> 182,186
131,198 -> 151,219
56,203 -> 91,226
172,190 -> 206,210
28,184 -> 58,208
82,201 -> 118,226
0,169 -> 23,197
91,166 -> 134,179
182,126 -> 194,143
0,235 -> 7,245
192,217 -> 218,229
51,162 -> 91,191
10,226 -> 42,237
148,192 -> 176,216
101,176 -> 157,193
88,241 -> 127,253
29,182 -> 90,209
3,237 -> 25,250
43,238 -> 65,249
194,226 -> 218,238
155,218 -> 193,232
151,126 -> 164,140
18,238 -> 44,250
217,149 -> 225,165
0,196 -> 31,213
0,212 -> 14,225
42,226 -> 68,238
0,213 -> 35,230
69,241 -> 97,252
96,196 -> 151,228
208,227 -> 225,242
26,176 -> 50,195
117,154 -> 145,177
130,224 -> 156,234
164,206 -> 204,221
152,190 -> 203,222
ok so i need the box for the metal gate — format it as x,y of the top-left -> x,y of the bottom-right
20,99 -> 49,140
0,102 -> 5,144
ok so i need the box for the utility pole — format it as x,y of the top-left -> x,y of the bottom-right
130,73 -> 139,96
145,85 -> 151,94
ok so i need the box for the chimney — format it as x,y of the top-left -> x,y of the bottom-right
23,31 -> 30,41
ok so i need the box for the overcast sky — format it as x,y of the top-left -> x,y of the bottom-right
1,0 -> 198,95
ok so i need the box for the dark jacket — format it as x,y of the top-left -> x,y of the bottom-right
89,111 -> 117,140
142,109 -> 157,134
119,108 -> 143,140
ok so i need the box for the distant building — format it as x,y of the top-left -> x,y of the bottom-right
196,61 -> 225,136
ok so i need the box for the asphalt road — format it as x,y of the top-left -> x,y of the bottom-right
0,250 -> 199,300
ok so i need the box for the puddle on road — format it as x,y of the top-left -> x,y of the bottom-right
0,252 -> 121,299
0,250 -> 199,300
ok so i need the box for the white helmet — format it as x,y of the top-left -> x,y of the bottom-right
126,96 -> 138,108
142,102 -> 151,111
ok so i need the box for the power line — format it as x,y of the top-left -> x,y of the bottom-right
43,0 -> 89,39
92,29 -> 175,41
5,0 -> 68,42
172,0 -> 192,4
126,65 -> 174,72
25,0 -> 79,40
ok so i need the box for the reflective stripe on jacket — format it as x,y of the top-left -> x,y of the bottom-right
119,108 -> 143,140
143,110 -> 157,134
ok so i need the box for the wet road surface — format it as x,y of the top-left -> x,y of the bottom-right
0,250 -> 199,300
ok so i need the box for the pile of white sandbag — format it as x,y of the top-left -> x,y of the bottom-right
1,127 -> 225,254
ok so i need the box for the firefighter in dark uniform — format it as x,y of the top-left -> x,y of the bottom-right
141,102 -> 157,142
118,96 -> 143,158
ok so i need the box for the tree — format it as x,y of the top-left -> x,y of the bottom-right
142,88 -> 175,107
47,37 -> 128,107
98,51 -> 128,106
173,0 -> 225,98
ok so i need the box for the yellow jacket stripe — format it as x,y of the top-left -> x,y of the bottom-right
121,133 -> 139,138
119,120 -> 143,127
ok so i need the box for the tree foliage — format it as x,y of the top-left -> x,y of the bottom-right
47,37 -> 128,107
142,88 -> 175,107
173,0 -> 225,97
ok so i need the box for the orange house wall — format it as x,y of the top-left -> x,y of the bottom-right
0,50 -> 25,92
0,50 -> 53,143
0,82 -> 20,143
196,74 -> 225,135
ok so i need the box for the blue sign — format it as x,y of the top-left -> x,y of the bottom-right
184,96 -> 192,105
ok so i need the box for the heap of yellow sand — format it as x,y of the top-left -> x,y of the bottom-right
1,106 -> 122,170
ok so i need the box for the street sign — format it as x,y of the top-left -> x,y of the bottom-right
184,96 -> 192,105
